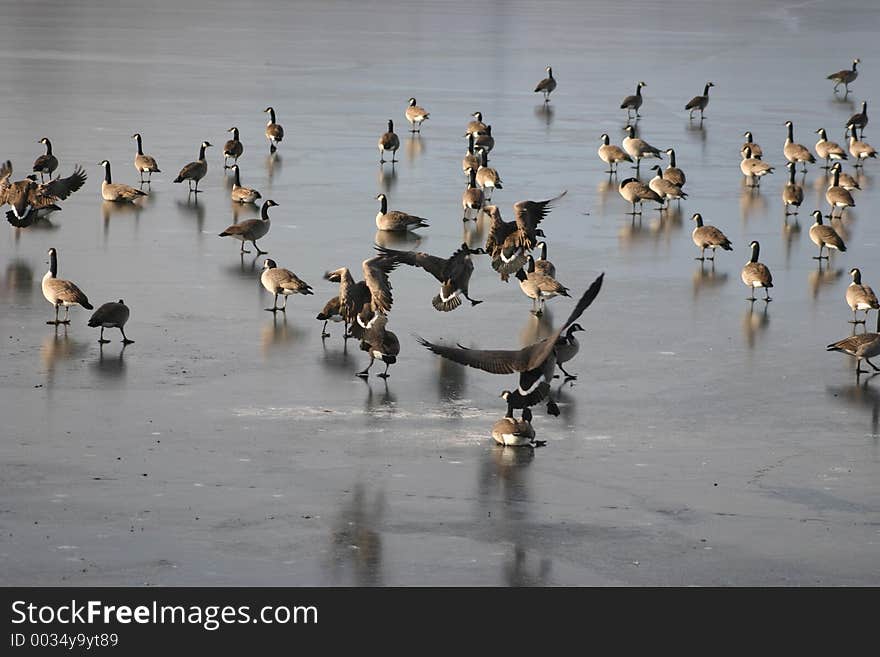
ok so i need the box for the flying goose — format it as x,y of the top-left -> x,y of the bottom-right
0,160 -> 87,227
809,210 -> 847,259
685,82 -> 714,120
620,81 -> 646,119
131,133 -> 160,183
663,148 -> 686,187
375,193 -> 429,232
462,133 -> 480,175
218,199 -> 277,254
324,257 -> 398,339
222,127 -> 244,169
846,125 -> 877,166
845,268 -> 879,325
691,213 -> 732,261
828,58 -> 860,93
173,141 -> 211,193
87,300 -> 133,343
784,121 -> 815,172
405,97 -> 429,133
465,112 -> 487,137
516,255 -> 570,316
375,243 -> 485,311
33,138 -> 58,182
42,247 -> 93,324
782,162 -> 804,215
742,131 -> 763,159
378,119 -> 400,163
260,259 -> 314,312
597,133 -> 632,174
474,125 -> 495,154
618,177 -> 663,215
316,295 -> 344,338
229,164 -> 262,204
491,406 -> 537,447
741,241 -> 773,301
622,124 -> 663,172
534,66 -> 557,102
475,147 -> 502,199
740,146 -> 774,187
484,192 -> 566,278
356,311 -> 400,378
264,107 -> 284,153
534,241 -> 555,278
815,128 -> 848,168
648,165 -> 687,207
99,160 -> 147,202
553,322 -> 584,380
829,162 -> 860,190
847,101 -> 868,139
416,273 -> 604,418
462,167 -> 484,221
825,167 -> 855,218
826,311 -> 880,377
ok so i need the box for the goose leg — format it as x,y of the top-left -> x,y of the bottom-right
265,292 -> 280,312
849,309 -> 864,325
99,327 -> 109,344
60,305 -> 71,325
240,241 -> 250,254
321,320 -> 330,338
747,290 -> 756,302
48,303 -> 60,325
120,327 -> 134,344
546,396 -> 560,416
557,362 -> 577,381
377,362 -> 391,379
763,287 -> 772,302
281,295 -> 288,311
464,292 -> 483,306
866,358 -> 880,372
356,355 -> 374,378
252,240 -> 267,255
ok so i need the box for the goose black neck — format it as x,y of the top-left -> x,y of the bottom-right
260,202 -> 273,221
853,60 -> 859,71
134,134 -> 143,155
233,166 -> 241,187
601,134 -> 609,145
862,101 -> 868,115
788,165 -> 796,184
526,257 -> 536,274
818,128 -> 827,140
231,128 -> 239,140
44,140 -> 53,156
703,83 -> 711,96
515,268 -> 527,282
668,150 -> 676,167
378,196 -> 387,214
467,133 -> 474,154
267,109 -> 276,124
387,120 -> 394,132
198,144 -> 207,160
853,269 -> 862,285
694,214 -> 704,227
750,243 -> 760,263
636,83 -> 642,97
814,212 -> 824,225
49,250 -> 57,277
833,168 -> 840,186
539,243 -> 547,260
468,167 -> 477,187
480,149 -> 488,167
548,68 -> 554,79
104,163 -> 112,184
786,123 -> 794,141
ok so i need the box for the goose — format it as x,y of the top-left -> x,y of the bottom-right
465,112 -> 487,137
741,241 -> 773,301
691,213 -> 732,261
534,66 -> 556,102
462,133 -> 480,175
324,257 -> 397,339
648,165 -> 687,207
618,177 -> 663,215
484,192 -> 566,279
828,58 -> 860,93
740,146 -> 774,187
825,167 -> 855,218
685,82 -> 714,120
378,119 -> 399,163
416,274 -> 604,418
316,295 -> 344,338
462,167 -> 484,221
663,148 -> 686,187
809,210 -> 847,259
229,164 -> 262,204
222,127 -> 244,169
829,162 -> 861,191
597,133 -> 632,174
173,141 -> 211,193
260,259 -> 314,312
847,101 -> 868,139
375,193 -> 429,232
356,312 -> 399,379
491,407 -> 537,447
0,160 -> 87,228
553,322 -> 584,380
846,125 -> 877,166
784,121 -> 815,172
87,300 -> 133,343
131,133 -> 160,183
375,243 -> 485,311
534,241 -> 555,278
826,311 -> 880,377
845,268 -> 879,325
622,124 -> 663,172
742,131 -> 763,159
32,138 -> 58,182
782,162 -> 804,215
99,160 -> 147,202
405,97 -> 429,132
218,199 -> 277,254
264,107 -> 284,153
475,147 -> 502,199
42,247 -> 93,324
620,81 -> 646,119
516,255 -> 570,316
815,128 -> 848,168
474,125 -> 495,154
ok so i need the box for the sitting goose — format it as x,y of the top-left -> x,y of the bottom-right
218,199 -> 277,254
847,101 -> 868,140
622,124 -> 663,172
88,300 -> 133,343
740,146 -> 774,187
782,162 -> 804,215
620,81 -> 646,119
405,97 -> 430,133
741,241 -> 773,301
0,160 -> 87,228
825,166 -> 855,218
173,141 -> 211,193
598,133 -> 632,174
553,322 -> 584,381
691,213 -> 732,261
845,267 -> 879,325
33,137 -> 58,182
815,128 -> 848,168
534,241 -> 555,278
357,312 -> 399,379
648,165 -> 687,207
229,164 -> 262,204
685,82 -> 714,120
742,131 -> 763,159
316,296 -> 344,338
829,162 -> 860,191
847,125 -> 877,167
131,133 -> 160,183
827,311 -> 880,378
809,210 -> 847,259
663,148 -> 686,187
784,121 -> 815,172
491,407 -> 537,447
516,255 -> 570,316
475,147 -> 503,200
618,177 -> 663,215
462,167 -> 484,221
324,257 -> 398,339
465,112 -> 487,137
828,59 -> 860,93
99,160 -> 147,202
264,107 -> 284,153
42,247 -> 93,324
260,259 -> 313,312
378,119 -> 399,163
534,66 -> 557,102
375,193 -> 429,232
222,127 -> 244,169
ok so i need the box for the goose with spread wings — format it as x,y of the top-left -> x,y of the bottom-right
416,273 -> 604,417
324,256 -> 398,339
0,160 -> 87,228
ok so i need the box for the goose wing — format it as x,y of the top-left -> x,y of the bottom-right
362,256 -> 398,314
38,165 -> 87,202
374,245 -> 448,282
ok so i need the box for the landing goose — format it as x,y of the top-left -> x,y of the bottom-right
378,119 -> 400,163
597,133 -> 632,174
516,255 -> 570,316
33,138 -> 58,182
491,407 -> 537,447
741,241 -> 773,301
131,133 -> 160,183
465,112 -> 487,137
648,165 -> 687,207
87,300 -> 133,343
475,148 -> 502,199
99,160 -> 147,202
42,247 -> 93,324
405,97 -> 429,133
416,273 -> 604,418
260,259 -> 314,312
173,141 -> 211,193
461,167 -> 484,221
782,162 -> 804,215
685,82 -> 714,119
375,193 -> 429,232
691,213 -> 732,261
847,101 -> 868,139
553,322 -> 584,381
264,107 -> 284,153
0,160 -> 87,227
229,164 -> 262,204
618,177 -> 663,215
356,312 -> 400,379
484,192 -> 566,279
740,146 -> 774,187
829,162 -> 860,190
847,126 -> 877,166
324,257 -> 397,339
742,131 -> 763,159
815,128 -> 848,168
474,125 -> 495,154
316,296 -> 344,338
534,241 -> 555,278
784,121 -> 815,172
218,199 -> 277,254
826,311 -> 880,377
462,133 -> 479,175
845,268 -> 879,325
620,81 -> 646,119
222,127 -> 244,169
534,66 -> 557,102
809,210 -> 847,259
622,124 -> 663,172
663,148 -> 685,187
828,59 -> 860,93
825,167 -> 855,218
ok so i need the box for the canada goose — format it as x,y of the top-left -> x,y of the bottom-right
598,133 -> 632,174
316,295 -> 344,338
484,192 -> 566,278
847,101 -> 868,139
553,322 -> 584,380
784,121 -> 815,172
218,199 -> 277,254
622,124 -> 663,172
416,274 -> 604,418
32,138 -> 58,182
845,268 -> 879,325
815,128 -> 848,168
375,243 -> 485,311
405,97 -> 429,132
740,146 -> 775,187
782,162 -> 804,215
516,255 -> 570,316
648,165 -> 687,207
846,125 -> 877,166
99,160 -> 147,202
534,66 -> 557,102
828,59 -> 860,93
618,177 -> 663,215
825,167 -> 855,218
87,300 -> 133,343
131,133 -> 160,183
356,312 -> 399,378
620,81 -> 646,119
229,164 -> 262,204
462,167 -> 484,221
663,148 -> 686,187
474,125 -> 495,154
691,213 -> 732,261
264,107 -> 284,153
375,193 -> 429,232
741,241 -> 773,301
324,257 -> 398,339
685,82 -> 714,120
809,210 -> 847,259
742,131 -> 764,159
829,162 -> 861,190
260,259 -> 314,312
173,141 -> 211,193
42,247 -> 93,324
378,119 -> 400,163
465,112 -> 487,137
222,127 -> 244,169
826,311 -> 880,377
475,147 -> 502,199
0,160 -> 87,227
491,407 -> 536,447
462,133 -> 480,175
534,241 -> 555,278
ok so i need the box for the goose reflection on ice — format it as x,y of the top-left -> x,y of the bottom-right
325,482 -> 386,586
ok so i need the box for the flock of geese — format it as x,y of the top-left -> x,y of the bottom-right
3,63 -> 880,447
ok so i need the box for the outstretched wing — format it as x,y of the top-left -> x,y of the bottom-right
362,256 -> 398,314
374,245 -> 448,283
39,165 -> 87,202
415,336 -> 533,374
513,191 -> 567,233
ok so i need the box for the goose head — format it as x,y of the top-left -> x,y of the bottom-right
262,259 -> 277,270
408,97 -> 417,106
